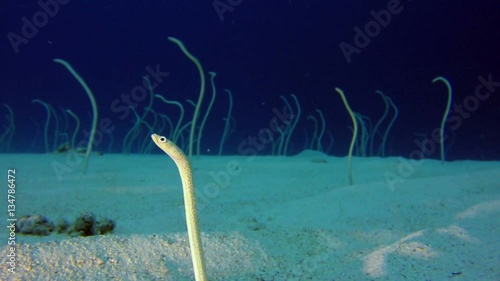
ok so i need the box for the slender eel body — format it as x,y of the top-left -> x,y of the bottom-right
151,134 -> 207,281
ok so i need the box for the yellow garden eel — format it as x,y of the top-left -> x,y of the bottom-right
151,134 -> 207,281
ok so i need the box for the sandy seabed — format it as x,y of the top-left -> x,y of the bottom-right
1,152 -> 499,280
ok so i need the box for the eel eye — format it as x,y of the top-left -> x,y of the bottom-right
159,136 -> 167,143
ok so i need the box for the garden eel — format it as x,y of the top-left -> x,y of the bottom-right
151,133 -> 207,281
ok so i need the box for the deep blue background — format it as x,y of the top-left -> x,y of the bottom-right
1,0 -> 499,159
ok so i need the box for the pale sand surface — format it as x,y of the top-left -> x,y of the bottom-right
1,152 -> 499,280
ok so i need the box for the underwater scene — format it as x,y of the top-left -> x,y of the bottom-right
1,1 -> 500,280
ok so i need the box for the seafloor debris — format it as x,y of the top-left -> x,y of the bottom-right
70,212 -> 116,237
15,213 -> 115,237
15,214 -> 54,236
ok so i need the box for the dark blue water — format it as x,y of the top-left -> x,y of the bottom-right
2,0 -> 499,160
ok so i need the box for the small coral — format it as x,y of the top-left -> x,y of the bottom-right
15,215 -> 54,236
16,213 -> 115,237
70,212 -> 116,237
93,218 -> 116,235
55,218 -> 71,234
71,212 -> 97,236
